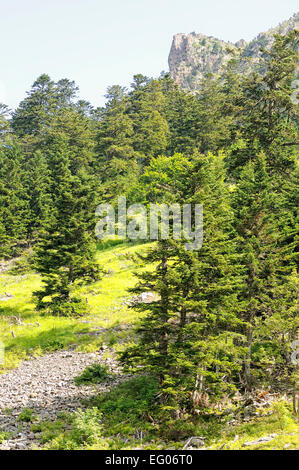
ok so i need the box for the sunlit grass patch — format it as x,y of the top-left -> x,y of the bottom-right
0,241 -> 154,372
207,400 -> 299,450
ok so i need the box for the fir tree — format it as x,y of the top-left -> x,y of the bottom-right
162,76 -> 201,155
0,104 -> 11,141
232,152 -> 280,390
227,31 -> 299,177
96,86 -> 138,201
11,74 -> 78,138
129,79 -> 169,164
0,142 -> 29,257
122,153 -> 244,408
23,150 -> 51,243
33,135 -> 100,314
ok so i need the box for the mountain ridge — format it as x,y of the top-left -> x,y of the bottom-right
168,12 -> 299,90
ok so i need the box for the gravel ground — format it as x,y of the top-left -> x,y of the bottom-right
0,348 -> 124,450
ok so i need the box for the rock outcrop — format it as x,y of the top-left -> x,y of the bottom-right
168,12 -> 299,90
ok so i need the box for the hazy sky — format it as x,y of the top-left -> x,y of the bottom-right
0,0 -> 298,109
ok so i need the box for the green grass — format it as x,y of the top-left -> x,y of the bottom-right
74,363 -> 113,385
0,241 -> 152,372
206,400 -> 299,450
0,432 -> 11,444
30,408 -> 110,450
32,375 -> 161,449
17,408 -> 38,423
91,375 -> 160,437
30,375 -> 299,450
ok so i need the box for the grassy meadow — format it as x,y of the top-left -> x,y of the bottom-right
0,241 -> 150,372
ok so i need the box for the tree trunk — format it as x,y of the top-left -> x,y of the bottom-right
244,320 -> 253,392
293,379 -> 299,415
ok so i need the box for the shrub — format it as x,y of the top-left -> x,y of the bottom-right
8,253 -> 33,274
94,375 -> 159,432
45,408 -> 110,450
0,432 -> 10,444
48,297 -> 90,317
75,364 -> 112,385
18,408 -> 38,423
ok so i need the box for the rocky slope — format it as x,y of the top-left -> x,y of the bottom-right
168,12 -> 299,90
0,348 -> 125,450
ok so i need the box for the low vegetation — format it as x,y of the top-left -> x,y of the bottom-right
0,242 -> 149,372
74,363 -> 113,385
26,386 -> 299,450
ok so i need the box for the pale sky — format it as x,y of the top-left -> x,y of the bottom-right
0,0 -> 298,109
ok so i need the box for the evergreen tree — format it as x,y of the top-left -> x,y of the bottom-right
227,31 -> 299,177
0,104 -> 11,141
232,153 -> 280,390
195,74 -> 231,154
33,135 -> 100,314
11,74 -> 78,138
256,269 -> 298,389
129,78 -> 169,164
277,163 -> 299,275
122,153 -> 244,409
23,150 -> 51,242
96,86 -> 138,201
46,106 -> 96,175
176,153 -> 245,401
0,142 -> 29,257
162,75 -> 201,155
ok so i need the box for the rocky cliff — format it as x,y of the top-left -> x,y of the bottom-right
168,13 -> 299,90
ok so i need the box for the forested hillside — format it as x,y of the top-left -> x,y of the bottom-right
0,30 -> 298,450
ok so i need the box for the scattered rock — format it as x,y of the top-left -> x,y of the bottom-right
0,349 -> 127,450
243,434 -> 278,447
126,292 -> 158,306
0,292 -> 15,301
183,436 -> 205,449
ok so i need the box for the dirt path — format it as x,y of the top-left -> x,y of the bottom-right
0,348 -> 123,450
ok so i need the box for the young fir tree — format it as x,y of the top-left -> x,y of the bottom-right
96,85 -> 138,202
23,150 -> 51,243
11,74 -> 78,139
120,154 -> 195,407
33,135 -> 100,315
161,75 -> 202,156
277,163 -> 299,276
227,31 -> 299,178
129,78 -> 169,165
121,153 -> 244,410
0,142 -> 29,257
175,153 -> 245,402
232,152 -> 281,391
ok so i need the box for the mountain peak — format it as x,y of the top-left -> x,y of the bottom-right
168,12 -> 299,89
